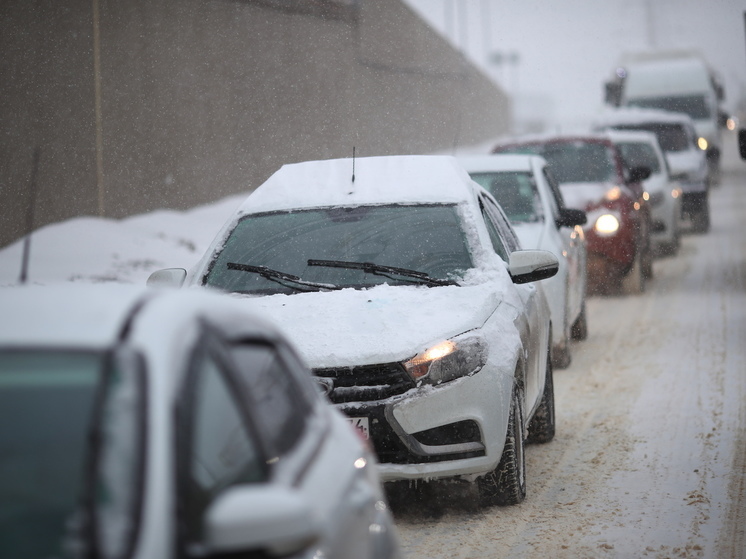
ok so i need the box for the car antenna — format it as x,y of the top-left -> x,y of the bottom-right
351,146 -> 356,183
19,147 -> 41,285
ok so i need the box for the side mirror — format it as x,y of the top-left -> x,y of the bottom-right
146,268 -> 187,287
739,129 -> 746,160
604,81 -> 622,106
627,166 -> 651,184
508,250 -> 559,284
556,208 -> 587,228
204,485 -> 320,556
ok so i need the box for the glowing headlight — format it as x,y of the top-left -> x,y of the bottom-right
605,186 -> 622,201
594,214 -> 620,236
697,137 -> 708,151
403,332 -> 488,385
647,191 -> 665,207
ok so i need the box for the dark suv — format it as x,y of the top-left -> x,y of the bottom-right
493,134 -> 653,294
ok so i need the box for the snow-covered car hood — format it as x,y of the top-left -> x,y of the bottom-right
511,222 -> 544,251
558,181 -> 622,211
231,283 -> 503,368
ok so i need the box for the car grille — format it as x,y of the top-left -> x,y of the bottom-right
312,362 -> 415,404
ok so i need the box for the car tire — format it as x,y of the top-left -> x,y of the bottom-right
692,203 -> 710,233
571,302 -> 588,341
477,385 -> 526,507
621,251 -> 645,295
527,349 -> 556,445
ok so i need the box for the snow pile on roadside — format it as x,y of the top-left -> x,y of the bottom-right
0,194 -> 246,286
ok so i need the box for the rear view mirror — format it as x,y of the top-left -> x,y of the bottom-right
508,250 -> 559,284
204,485 -> 320,556
146,268 -> 187,287
556,208 -> 587,228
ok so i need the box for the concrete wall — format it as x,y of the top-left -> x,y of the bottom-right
0,0 -> 510,248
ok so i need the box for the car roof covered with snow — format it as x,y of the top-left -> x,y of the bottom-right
0,283 -> 280,351
592,107 -> 696,128
236,155 -> 479,215
491,132 -> 616,152
457,154 -> 546,173
604,128 -> 662,146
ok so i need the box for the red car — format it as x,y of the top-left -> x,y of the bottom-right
492,134 -> 653,294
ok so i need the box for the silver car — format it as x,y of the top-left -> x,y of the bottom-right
0,284 -> 400,559
150,154 -> 559,507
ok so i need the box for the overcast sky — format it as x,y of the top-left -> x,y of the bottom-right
402,0 -> 746,131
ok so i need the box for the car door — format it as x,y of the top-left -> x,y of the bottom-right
542,164 -> 584,320
226,337 -> 383,559
174,332 -> 271,559
479,193 -> 544,410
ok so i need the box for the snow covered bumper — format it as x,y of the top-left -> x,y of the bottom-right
313,361 -> 513,482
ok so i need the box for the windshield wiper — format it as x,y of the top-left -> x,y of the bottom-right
227,262 -> 340,292
307,259 -> 457,287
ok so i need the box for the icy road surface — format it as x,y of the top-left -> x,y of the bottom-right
390,166 -> 746,557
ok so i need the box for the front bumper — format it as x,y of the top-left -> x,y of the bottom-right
316,363 -> 514,482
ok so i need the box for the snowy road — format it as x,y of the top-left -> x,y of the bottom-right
391,163 -> 746,558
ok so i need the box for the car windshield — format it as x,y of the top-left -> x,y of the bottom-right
612,123 -> 690,152
469,171 -> 542,223
616,142 -> 662,174
0,350 -> 145,559
627,94 -> 711,119
204,204 -> 473,295
498,142 -> 617,184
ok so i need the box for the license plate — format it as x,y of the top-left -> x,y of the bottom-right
347,417 -> 370,440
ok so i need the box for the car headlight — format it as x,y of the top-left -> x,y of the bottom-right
697,137 -> 708,151
604,186 -> 622,201
403,332 -> 488,386
594,213 -> 620,236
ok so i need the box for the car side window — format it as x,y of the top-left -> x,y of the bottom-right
229,342 -> 311,459
540,168 -> 562,221
482,195 -> 521,253
543,168 -> 566,210
179,346 -> 266,550
479,198 -> 509,261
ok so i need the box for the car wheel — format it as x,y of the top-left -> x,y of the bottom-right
552,319 -> 571,369
621,251 -> 645,295
571,301 -> 588,341
692,202 -> 710,233
527,349 -> 556,444
477,385 -> 526,507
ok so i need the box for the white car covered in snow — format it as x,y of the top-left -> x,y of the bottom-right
460,154 -> 589,368
150,155 -> 559,506
593,107 -> 709,232
605,129 -> 684,253
0,284 -> 399,559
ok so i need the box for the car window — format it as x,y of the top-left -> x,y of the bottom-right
0,351 -> 102,559
204,204 -> 474,294
179,347 -> 266,547
482,195 -> 521,253
478,199 -> 509,261
539,142 -> 618,183
617,141 -> 662,174
613,123 -> 690,152
542,168 -> 565,217
469,171 -> 542,223
627,94 -> 710,119
229,343 -> 311,459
